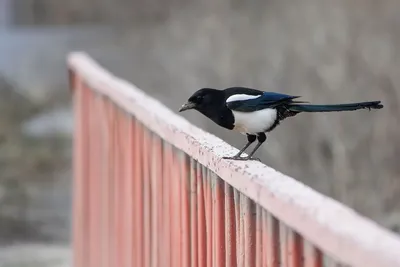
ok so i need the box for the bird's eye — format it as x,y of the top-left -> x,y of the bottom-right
196,96 -> 203,103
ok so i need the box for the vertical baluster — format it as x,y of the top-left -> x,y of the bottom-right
152,136 -> 165,267
96,95 -> 105,267
87,88 -> 94,267
82,85 -> 91,267
205,168 -> 213,267
98,97 -> 107,267
190,159 -> 198,267
170,146 -> 180,267
288,230 -> 304,267
262,211 -> 268,267
255,205 -> 262,267
90,91 -> 102,267
142,129 -> 151,267
171,144 -> 178,267
133,120 -> 144,267
123,114 -> 134,267
280,222 -> 289,267
197,162 -> 206,267
118,110 -> 129,267
113,106 -> 120,267
212,173 -> 216,267
233,190 -> 241,267
151,134 -> 163,267
72,76 -> 84,267
304,242 -> 322,267
235,191 -> 244,267
162,142 -> 171,267
180,153 -> 190,267
99,96 -> 109,267
224,183 -> 236,267
108,101 -> 116,267
214,175 -> 225,267
243,196 -> 255,267
264,211 -> 280,267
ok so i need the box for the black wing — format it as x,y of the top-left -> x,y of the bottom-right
226,92 -> 301,112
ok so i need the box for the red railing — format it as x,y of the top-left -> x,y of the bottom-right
68,52 -> 400,267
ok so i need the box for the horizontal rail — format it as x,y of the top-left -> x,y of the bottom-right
68,51 -> 400,267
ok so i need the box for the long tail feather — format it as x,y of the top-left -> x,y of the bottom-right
288,101 -> 383,112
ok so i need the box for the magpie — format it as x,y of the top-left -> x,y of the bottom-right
179,87 -> 383,161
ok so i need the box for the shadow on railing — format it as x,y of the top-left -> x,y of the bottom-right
68,52 -> 400,267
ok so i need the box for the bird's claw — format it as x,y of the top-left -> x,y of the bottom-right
222,156 -> 261,161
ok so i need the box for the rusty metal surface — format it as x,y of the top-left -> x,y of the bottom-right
69,52 -> 400,267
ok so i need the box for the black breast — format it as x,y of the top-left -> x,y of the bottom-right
197,106 -> 235,130
214,108 -> 235,130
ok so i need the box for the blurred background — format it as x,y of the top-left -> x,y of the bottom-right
1,0 -> 400,266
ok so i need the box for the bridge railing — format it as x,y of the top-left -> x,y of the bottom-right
68,52 -> 400,267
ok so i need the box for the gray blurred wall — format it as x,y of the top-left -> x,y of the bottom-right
3,0 -> 400,238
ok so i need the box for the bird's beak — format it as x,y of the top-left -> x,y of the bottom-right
179,102 -> 196,112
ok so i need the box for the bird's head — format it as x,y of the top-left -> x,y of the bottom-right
179,88 -> 224,113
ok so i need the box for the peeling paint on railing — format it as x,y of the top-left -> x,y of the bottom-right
68,52 -> 400,267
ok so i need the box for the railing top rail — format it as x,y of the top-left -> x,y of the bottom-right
68,52 -> 400,267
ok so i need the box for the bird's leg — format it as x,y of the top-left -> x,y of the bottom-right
240,133 -> 267,161
223,134 -> 256,160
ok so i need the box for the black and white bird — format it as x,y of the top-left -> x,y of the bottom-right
179,87 -> 383,161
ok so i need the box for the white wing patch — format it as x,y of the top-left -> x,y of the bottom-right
226,93 -> 278,134
226,94 -> 261,103
232,108 -> 277,134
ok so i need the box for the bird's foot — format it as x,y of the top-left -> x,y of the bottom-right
222,155 -> 261,161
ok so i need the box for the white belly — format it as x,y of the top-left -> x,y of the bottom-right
232,108 -> 277,134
